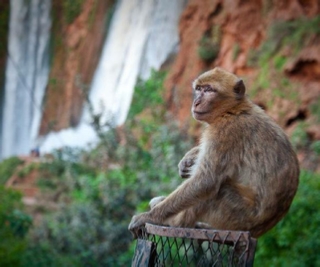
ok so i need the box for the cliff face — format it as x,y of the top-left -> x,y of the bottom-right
40,0 -> 114,135
165,0 -> 320,133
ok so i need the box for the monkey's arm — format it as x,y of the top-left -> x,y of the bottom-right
128,168 -> 220,234
178,146 -> 200,178
148,147 -> 200,213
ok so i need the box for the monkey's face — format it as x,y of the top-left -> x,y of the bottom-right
192,84 -> 220,122
192,68 -> 246,123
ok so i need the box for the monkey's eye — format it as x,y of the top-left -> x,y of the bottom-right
195,86 -> 201,91
204,86 -> 216,93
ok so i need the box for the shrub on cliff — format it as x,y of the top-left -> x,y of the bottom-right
255,170 -> 320,266
0,156 -> 24,184
0,186 -> 32,267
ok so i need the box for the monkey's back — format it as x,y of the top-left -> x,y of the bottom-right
204,102 -> 299,237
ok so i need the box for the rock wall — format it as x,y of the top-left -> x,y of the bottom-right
39,0 -> 114,135
165,0 -> 320,134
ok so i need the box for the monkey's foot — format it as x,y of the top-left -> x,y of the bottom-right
149,196 -> 166,209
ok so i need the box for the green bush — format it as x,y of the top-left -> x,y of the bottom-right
291,123 -> 309,150
28,118 -> 193,266
198,26 -> 221,62
249,15 -> 320,67
255,170 -> 320,266
0,186 -> 32,267
311,141 -> 320,155
63,0 -> 85,24
24,71 -> 194,266
0,156 -> 24,185
128,70 -> 166,120
198,36 -> 219,62
310,98 -> 320,122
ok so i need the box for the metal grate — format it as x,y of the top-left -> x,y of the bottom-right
132,223 -> 257,267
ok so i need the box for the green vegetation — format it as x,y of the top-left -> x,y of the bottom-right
128,70 -> 166,120
232,43 -> 241,62
0,157 -> 24,185
311,141 -> 320,155
291,122 -> 309,150
248,15 -> 320,101
0,186 -> 32,267
198,26 -> 221,62
255,170 -> 320,266
1,68 -> 319,266
262,0 -> 273,17
249,54 -> 297,102
310,97 -> 320,122
11,71 -> 194,266
247,16 -> 320,157
249,15 -> 320,68
87,0 -> 99,28
273,55 -> 287,71
17,163 -> 38,178
198,36 -> 220,62
62,0 -> 85,24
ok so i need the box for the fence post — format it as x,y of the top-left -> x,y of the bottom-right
132,223 -> 257,267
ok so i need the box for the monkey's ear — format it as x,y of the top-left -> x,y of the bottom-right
234,79 -> 245,99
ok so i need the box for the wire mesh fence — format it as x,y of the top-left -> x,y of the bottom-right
132,223 -> 257,267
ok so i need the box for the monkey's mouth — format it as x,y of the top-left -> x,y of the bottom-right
193,111 -> 209,115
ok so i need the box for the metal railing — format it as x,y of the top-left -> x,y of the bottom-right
132,223 -> 257,267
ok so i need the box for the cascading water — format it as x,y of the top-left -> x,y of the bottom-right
1,0 -> 51,159
139,0 -> 187,80
39,0 -> 187,153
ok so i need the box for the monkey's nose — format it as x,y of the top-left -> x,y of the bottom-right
194,98 -> 201,107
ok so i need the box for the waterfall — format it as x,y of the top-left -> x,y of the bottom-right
139,0 -> 186,80
1,0 -> 51,159
39,0 -> 187,153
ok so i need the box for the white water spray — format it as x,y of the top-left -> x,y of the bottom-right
1,0 -> 51,159
40,0 -> 186,153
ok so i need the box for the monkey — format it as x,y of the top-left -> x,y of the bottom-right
129,67 -> 299,238
178,146 -> 199,178
149,196 -> 166,209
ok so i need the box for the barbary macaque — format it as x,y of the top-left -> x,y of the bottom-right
129,67 -> 299,238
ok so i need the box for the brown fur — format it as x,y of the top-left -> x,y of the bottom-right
128,67 -> 299,238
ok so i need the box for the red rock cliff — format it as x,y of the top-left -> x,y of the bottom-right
165,0 -> 320,134
40,0 -> 114,135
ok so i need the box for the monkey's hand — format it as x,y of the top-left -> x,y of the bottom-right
128,212 -> 155,239
178,158 -> 195,178
178,146 -> 199,178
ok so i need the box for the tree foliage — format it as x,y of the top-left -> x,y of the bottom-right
19,71 -> 194,266
255,170 -> 320,266
0,186 -> 32,267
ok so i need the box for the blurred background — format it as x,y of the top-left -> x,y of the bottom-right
0,0 -> 319,266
